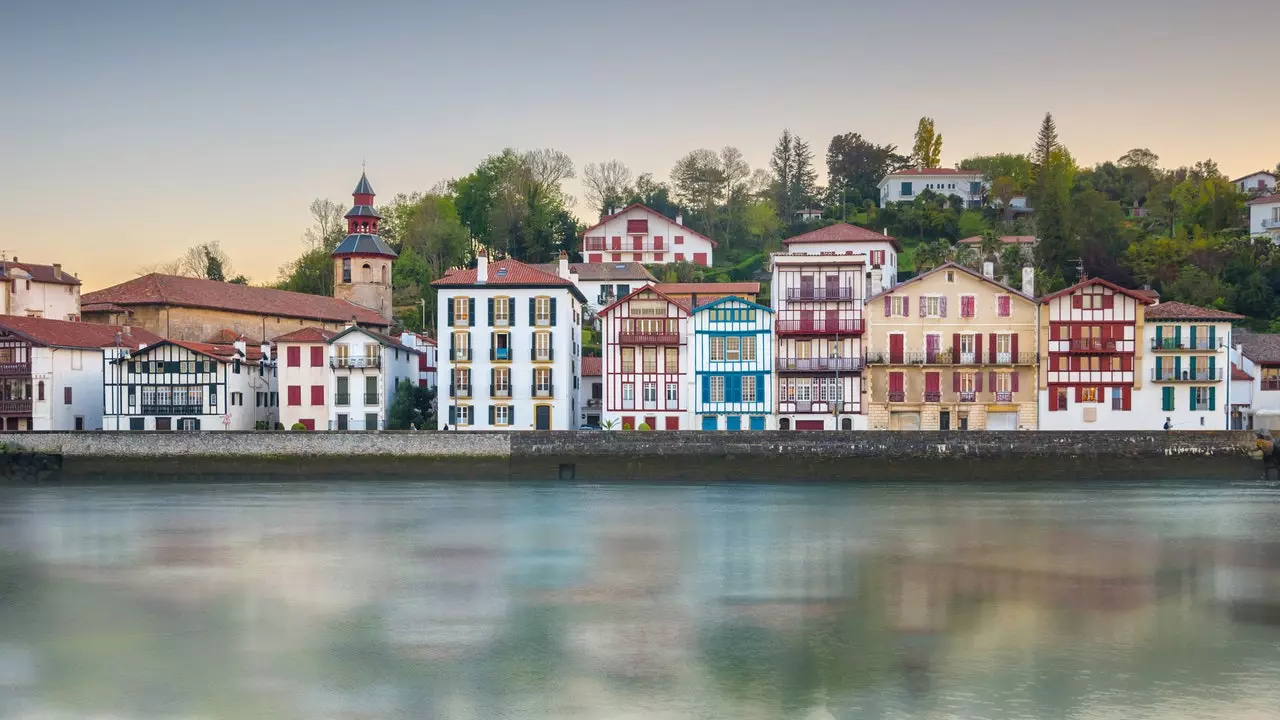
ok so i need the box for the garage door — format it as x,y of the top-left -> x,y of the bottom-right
795,420 -> 825,431
987,411 -> 1018,431
890,412 -> 921,431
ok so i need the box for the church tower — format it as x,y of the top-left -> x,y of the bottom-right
332,171 -> 397,322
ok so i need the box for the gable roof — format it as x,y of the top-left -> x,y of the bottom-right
580,204 -> 718,247
0,317 -> 162,350
958,235 -> 1038,246
531,261 -> 656,282
1232,363 -> 1254,381
1232,171 -> 1277,183
692,295 -> 774,314
882,167 -> 983,178
597,284 -> 690,317
328,325 -> 419,354
782,223 -> 902,251
1038,277 -> 1156,304
1247,193 -> 1280,206
0,261 -> 81,286
431,258 -> 587,302
582,355 -> 602,377
1143,301 -> 1244,321
272,327 -> 340,343
1236,331 -> 1280,365
865,262 -> 1036,304
83,274 -> 389,327
165,339 -> 268,363
653,282 -> 760,296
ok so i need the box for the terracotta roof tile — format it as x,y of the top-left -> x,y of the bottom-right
1247,193 -> 1280,206
430,258 -> 586,301
0,317 -> 161,349
271,327 -> 339,343
0,261 -> 81,286
168,339 -> 268,362
652,282 -> 760,295
1038,277 -> 1156,304
1232,363 -> 1254,381
205,328 -> 243,344
1143,301 -> 1244,321
783,223 -> 902,251
83,274 -> 388,327
1235,331 -> 1280,365
865,262 -> 1036,304
1232,171 -> 1276,183
582,355 -> 602,377
531,261 -> 656,281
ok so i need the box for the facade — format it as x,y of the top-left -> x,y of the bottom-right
781,223 -> 900,289
579,355 -> 602,428
580,204 -> 716,267
400,331 -> 438,390
0,260 -> 82,321
1234,171 -> 1277,195
957,235 -> 1038,260
1038,278 -> 1154,430
273,327 -> 338,431
1231,331 -> 1280,431
598,286 -> 691,431
1141,301 -> 1241,431
864,263 -> 1039,431
1248,194 -> 1280,239
532,261 -> 655,311
331,172 -> 397,322
652,282 -> 759,306
691,296 -> 774,431
324,326 -> 418,431
104,339 -> 278,431
0,317 -> 161,431
431,252 -> 586,431
878,168 -> 986,208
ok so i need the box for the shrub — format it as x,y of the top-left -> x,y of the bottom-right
638,422 -> 652,431
622,422 -> 633,431
290,422 -> 308,431
254,421 -> 270,431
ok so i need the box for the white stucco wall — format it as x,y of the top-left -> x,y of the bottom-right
2,276 -> 81,320
1249,198 -> 1280,237
780,240 -> 898,288
878,172 -> 986,207
278,341 -> 330,430
30,347 -> 106,431
582,207 -> 715,266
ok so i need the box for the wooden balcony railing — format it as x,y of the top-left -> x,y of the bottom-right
776,317 -> 864,335
331,356 -> 381,368
0,361 -> 32,376
776,357 -> 862,372
1067,339 -> 1118,353
618,332 -> 680,346
784,286 -> 856,301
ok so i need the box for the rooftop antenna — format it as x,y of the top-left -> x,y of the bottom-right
1073,258 -> 1085,281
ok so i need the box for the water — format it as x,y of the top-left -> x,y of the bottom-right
1,478 -> 1279,719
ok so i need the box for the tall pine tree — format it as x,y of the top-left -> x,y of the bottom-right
791,135 -> 818,212
1031,112 -> 1059,181
770,129 -> 796,223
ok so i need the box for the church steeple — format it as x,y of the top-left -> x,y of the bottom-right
332,169 -> 397,323
344,172 -> 382,235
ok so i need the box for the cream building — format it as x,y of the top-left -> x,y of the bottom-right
864,262 -> 1039,431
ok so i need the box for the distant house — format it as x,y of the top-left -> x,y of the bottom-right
1233,171 -> 1277,196
580,204 -> 716,267
794,209 -> 823,223
399,332 -> 438,390
0,259 -> 82,321
957,235 -> 1038,253
1248,194 -> 1280,240
1232,330 -> 1280,431
878,168 -> 986,208
532,259 -> 655,309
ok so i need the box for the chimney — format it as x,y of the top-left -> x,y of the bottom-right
476,249 -> 488,284
233,337 -> 247,358
557,250 -> 570,280
52,263 -> 62,279
675,214 -> 683,226
1022,266 -> 1035,297
869,267 -> 883,297
982,261 -> 994,279
260,341 -> 271,363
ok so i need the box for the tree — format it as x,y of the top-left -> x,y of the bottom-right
719,146 -> 751,241
1031,112 -> 1059,181
1118,148 -> 1160,171
742,199 -> 784,251
791,136 -> 818,211
978,231 -> 1002,262
914,239 -> 951,272
770,130 -> 796,222
826,132 -> 910,207
582,160 -> 634,218
451,148 -> 576,262
388,382 -> 436,430
671,149 -> 727,239
1031,147 -> 1077,279
911,117 -> 943,169
276,198 -> 350,296
145,241 -> 236,281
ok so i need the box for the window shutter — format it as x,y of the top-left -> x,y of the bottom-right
1189,386 -> 1195,410
448,405 -> 456,424
1075,385 -> 1082,403
1122,385 -> 1132,410
952,333 -> 960,360
490,368 -> 495,394
973,333 -> 982,364
1156,325 -> 1163,344
987,333 -> 996,362
702,374 -> 711,402
1011,371 -> 1020,393
1156,357 -> 1163,377
1209,356 -> 1216,380
1209,326 -> 1216,349
940,296 -> 947,317
1190,356 -> 1197,377
468,298 -> 475,326
447,298 -> 454,326
952,372 -> 960,392
550,298 -> 558,326
1174,325 -> 1182,347
975,372 -> 983,392
883,296 -> 891,317
529,298 -> 535,323
489,332 -> 494,361
1210,386 -> 1216,411
1175,356 -> 1182,378
988,372 -> 996,393
510,298 -> 517,325
1011,333 -> 1019,357
1049,386 -> 1060,411
489,405 -> 495,425
919,298 -> 926,318
509,405 -> 515,426
488,298 -> 494,326
1072,294 -> 1082,309
903,297 -> 909,316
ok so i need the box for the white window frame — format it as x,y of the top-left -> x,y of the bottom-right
453,296 -> 469,324
456,405 -> 471,426
923,296 -> 942,318
494,296 -> 510,325
742,375 -> 757,403
494,404 -> 510,426
710,376 -> 725,403
742,336 -> 756,361
643,381 -> 657,403
622,382 -> 635,408
666,382 -> 678,402
891,296 -> 907,317
535,297 -> 552,325
726,336 -> 741,361
995,372 -> 1012,393
710,337 -> 725,361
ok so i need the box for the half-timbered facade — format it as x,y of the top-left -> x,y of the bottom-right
770,251 -> 866,430
580,204 -> 716,267
1038,278 -> 1154,430
104,339 -> 278,431
864,263 -> 1039,431
599,286 -> 691,431
691,296 -> 775,430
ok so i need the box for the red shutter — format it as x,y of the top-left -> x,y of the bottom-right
675,253 -> 685,262
633,236 -> 643,250
974,334 -> 983,364
588,253 -> 602,263
1011,333 -> 1019,357
883,296 -> 891,317
952,333 -> 960,360
310,385 -> 324,405
989,333 -> 996,361
1103,294 -> 1114,310
1122,385 -> 1132,410
310,346 -> 324,367
654,236 -> 663,249
952,372 -> 960,392
653,253 -> 664,262
890,372 -> 904,393
612,253 -> 622,262
989,372 -> 996,392
1011,371 -> 1020,392
903,297 -> 910,316
287,346 -> 301,367
674,236 -> 684,245
287,386 -> 301,406
693,253 -> 708,266
64,386 -> 72,404
1075,385 -> 1083,403
611,236 -> 622,249
627,219 -> 648,234
976,372 -> 983,392
1049,385 -> 1060,411
925,372 -> 939,393
1072,294 -> 1082,309
665,416 -> 679,430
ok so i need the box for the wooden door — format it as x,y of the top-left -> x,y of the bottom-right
825,274 -> 840,299
889,334 -> 904,364
535,405 -> 551,430
800,276 -> 814,299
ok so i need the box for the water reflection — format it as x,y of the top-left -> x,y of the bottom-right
1,481 -> 1279,718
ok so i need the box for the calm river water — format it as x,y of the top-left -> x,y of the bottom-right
1,478 -> 1279,719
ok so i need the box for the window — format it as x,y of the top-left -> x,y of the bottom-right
288,385 -> 302,406
643,382 -> 657,402
1263,366 -> 1280,390
534,332 -> 552,361
63,387 -> 72,405
494,297 -> 510,325
1112,387 -> 1124,410
535,297 -> 552,325
1057,325 -> 1070,340
997,295 -> 1011,318
493,367 -> 510,396
456,405 -> 471,426
923,296 -> 941,317
960,295 -> 975,318
37,381 -> 44,401
287,346 -> 301,367
535,367 -> 552,395
710,376 -> 725,403
494,405 -> 510,426
665,347 -> 678,372
958,373 -> 975,393
1110,356 -> 1122,371
1081,386 -> 1099,403
178,418 -> 199,432
454,297 -> 469,325
492,332 -> 510,361
342,258 -> 351,283
742,375 -> 757,403
995,373 -> 1012,393
710,337 -> 724,361
643,347 -> 657,373
310,346 -> 324,367
901,181 -> 913,196
996,333 -> 1011,361
1192,386 -> 1213,411
453,367 -> 471,396
129,417 -> 145,430
891,296 -> 908,317
1054,387 -> 1068,410
726,337 -> 741,361
621,347 -> 635,373
310,385 -> 324,405
622,382 -> 635,406
960,334 -> 975,358
742,336 -> 756,361
666,382 -> 678,402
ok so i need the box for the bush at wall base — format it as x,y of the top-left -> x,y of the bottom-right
290,423 -> 308,431
638,423 -> 652,431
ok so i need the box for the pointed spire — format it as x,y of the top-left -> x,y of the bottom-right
353,171 -> 375,197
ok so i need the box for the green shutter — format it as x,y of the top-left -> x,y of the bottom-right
1156,325 -> 1163,346
1156,356 -> 1163,378
1209,386 -> 1216,411
1209,356 -> 1216,381
1189,386 -> 1195,410
1175,356 -> 1182,378
1175,325 -> 1182,348
1189,356 -> 1197,378
1208,326 -> 1216,350
1163,387 -> 1174,412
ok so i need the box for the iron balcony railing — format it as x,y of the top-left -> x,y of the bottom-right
958,391 -> 977,403
450,348 -> 472,362
1067,339 -> 1118,353
364,393 -> 380,405
331,356 -> 381,369
334,393 -> 350,406
924,391 -> 942,402
776,317 -> 864,335
139,404 -> 201,415
779,400 -> 859,414
587,398 -> 601,407
531,347 -> 555,361
1152,368 -> 1223,382
1264,379 -> 1280,391
995,391 -> 1013,403
491,385 -> 511,398
888,390 -> 905,403
784,286 -> 856,301
532,384 -> 554,398
776,357 -> 862,372
618,332 -> 680,345
0,361 -> 32,375
449,384 -> 469,399
491,347 -> 510,361
1150,338 -> 1217,351
1262,218 -> 1280,229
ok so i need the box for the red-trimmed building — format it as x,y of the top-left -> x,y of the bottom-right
580,204 -> 716,267
1038,277 -> 1154,429
598,285 -> 690,430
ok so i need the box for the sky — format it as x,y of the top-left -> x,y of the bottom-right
1,0 -> 1277,291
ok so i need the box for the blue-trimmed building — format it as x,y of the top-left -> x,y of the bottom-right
692,297 -> 774,430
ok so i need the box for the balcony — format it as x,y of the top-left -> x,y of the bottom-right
924,391 -> 942,403
532,385 -> 554,398
140,404 -> 201,415
995,391 -> 1013,403
888,391 -> 905,403
450,348 -> 472,362
491,347 -> 510,361
959,391 -> 976,403
587,398 -> 601,408
1065,339 -> 1119,353
331,356 -> 381,369
364,393 -> 380,405
779,400 -> 859,414
1152,368 -> 1222,382
1264,379 -> 1280,391
776,316 -> 864,336
0,361 -> 31,376
618,332 -> 680,346
1262,218 -> 1280,229
785,286 -> 856,302
531,348 -> 555,362
491,385 -> 511,398
1150,338 -> 1217,352
776,357 -> 862,373
449,384 -> 469,399
334,393 -> 351,406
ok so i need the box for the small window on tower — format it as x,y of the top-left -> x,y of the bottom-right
342,258 -> 351,283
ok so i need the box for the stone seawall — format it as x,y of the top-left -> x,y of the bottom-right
0,430 -> 1261,482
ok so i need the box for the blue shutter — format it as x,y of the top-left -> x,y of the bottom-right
447,298 -> 454,326
448,405 -> 456,425
510,297 -> 517,325
468,297 -> 476,326
702,415 -> 717,430
726,416 -> 741,431
1174,325 -> 1182,348
727,375 -> 741,403
1209,386 -> 1216,411
749,416 -> 765,431
509,405 -> 515,426
488,298 -> 494,326
701,374 -> 711,404
1189,356 -> 1197,378
529,298 -> 535,325
550,298 -> 558,326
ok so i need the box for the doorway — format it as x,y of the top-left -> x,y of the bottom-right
939,411 -> 951,431
535,405 -> 551,430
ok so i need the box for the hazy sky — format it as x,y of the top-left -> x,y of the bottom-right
2,0 -> 1277,290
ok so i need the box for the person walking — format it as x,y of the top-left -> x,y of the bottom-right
1163,417 -> 1173,431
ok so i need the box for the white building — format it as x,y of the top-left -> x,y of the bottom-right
781,222 -> 900,289
1231,331 -> 1280,431
580,355 -> 602,428
0,259 -> 82,321
1141,301 -> 1241,431
431,251 -> 586,430
533,260 -> 655,311
399,331 -> 438,390
1248,194 -> 1280,240
273,327 -> 337,431
1233,171 -> 1277,196
580,204 -> 717,267
104,338 -> 278,431
0,317 -> 162,431
878,168 -> 986,208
